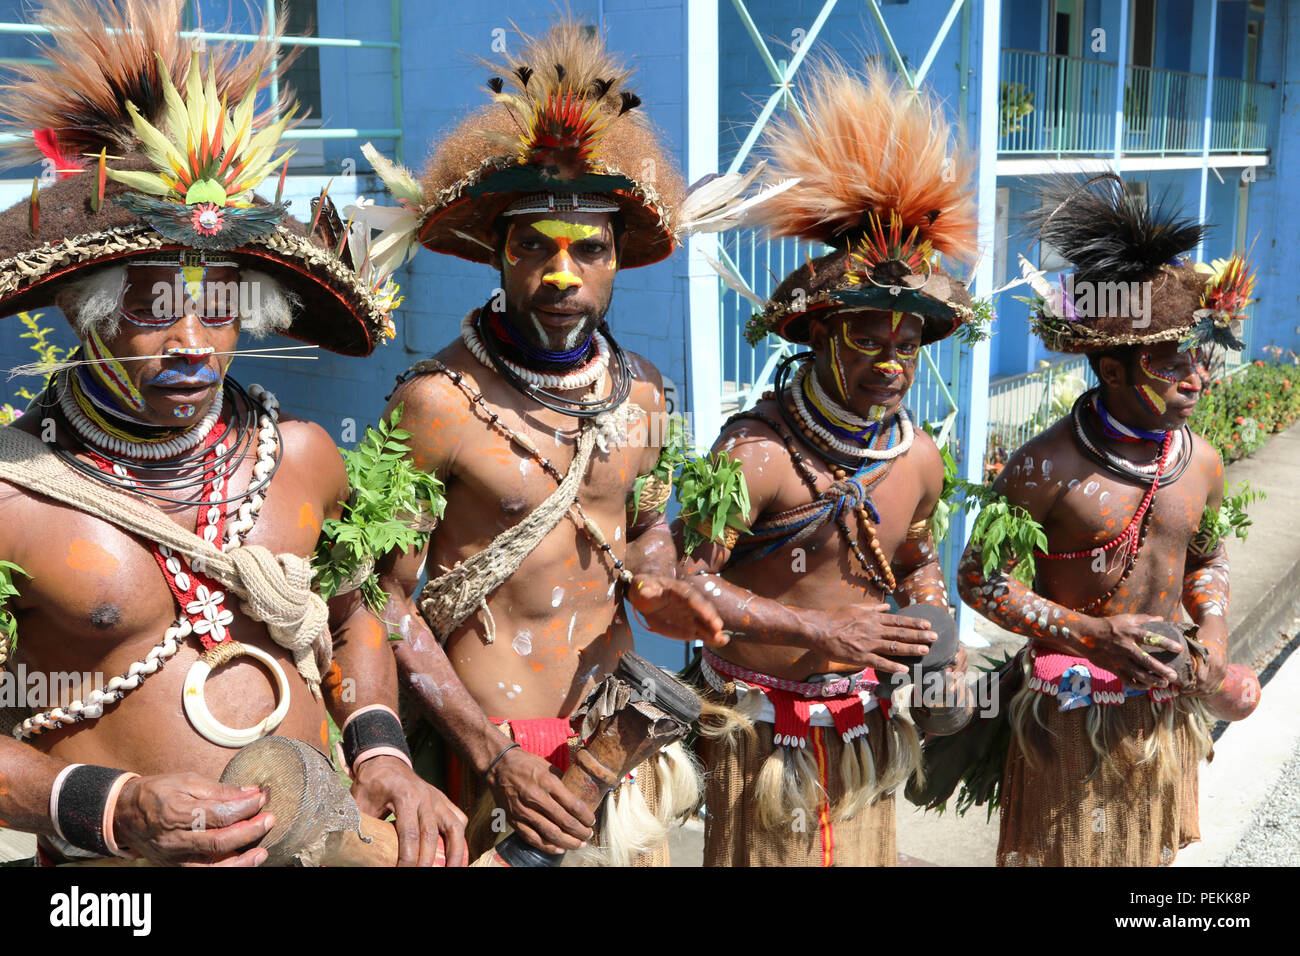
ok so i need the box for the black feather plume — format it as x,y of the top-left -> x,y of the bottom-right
514,65 -> 533,88
1030,174 -> 1203,282
591,77 -> 613,99
487,76 -> 504,94
618,91 -> 641,115
554,63 -> 566,81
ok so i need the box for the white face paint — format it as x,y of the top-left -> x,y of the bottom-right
551,586 -> 565,608
512,631 -> 533,656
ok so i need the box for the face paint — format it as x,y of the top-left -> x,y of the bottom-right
174,403 -> 196,418
530,220 -> 603,242
165,346 -> 215,361
1139,351 -> 1180,385
874,360 -> 904,376
869,404 -> 887,422
891,311 -> 904,332
181,263 -> 206,307
1135,384 -> 1167,415
85,327 -> 148,413
841,326 -> 882,358
827,334 -> 851,402
541,270 -> 583,290
503,223 -> 521,266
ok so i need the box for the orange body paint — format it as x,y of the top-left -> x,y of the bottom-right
67,540 -> 120,578
297,502 -> 320,535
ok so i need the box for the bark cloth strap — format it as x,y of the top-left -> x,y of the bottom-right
0,426 -> 331,694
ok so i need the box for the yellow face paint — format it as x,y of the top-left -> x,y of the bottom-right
181,263 -> 206,307
1139,352 -> 1180,385
891,311 -> 904,332
841,327 -> 882,357
542,270 -> 583,290
503,223 -> 521,266
874,360 -> 904,376
86,327 -> 147,413
869,405 -> 887,422
530,220 -> 603,242
1136,384 -> 1167,414
827,335 -> 851,402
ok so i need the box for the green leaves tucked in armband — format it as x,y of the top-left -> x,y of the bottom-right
967,495 -> 1048,586
1194,480 -> 1265,555
0,560 -> 30,668
676,452 -> 752,555
630,413 -> 690,523
312,404 -> 446,613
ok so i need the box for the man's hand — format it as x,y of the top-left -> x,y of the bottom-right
811,603 -> 937,672
629,574 -> 726,647
351,755 -> 468,867
484,744 -> 595,854
1179,637 -> 1228,698
113,774 -> 273,866
1079,613 -> 1181,689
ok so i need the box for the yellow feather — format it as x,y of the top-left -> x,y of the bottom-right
184,52 -> 204,147
104,167 -> 173,196
125,101 -> 187,173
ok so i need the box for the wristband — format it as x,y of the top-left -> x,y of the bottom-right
341,704 -> 412,774
484,742 -> 520,780
50,764 -> 139,858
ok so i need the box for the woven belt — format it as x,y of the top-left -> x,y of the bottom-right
701,648 -> 879,698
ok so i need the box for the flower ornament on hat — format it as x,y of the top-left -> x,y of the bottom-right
741,61 -> 980,347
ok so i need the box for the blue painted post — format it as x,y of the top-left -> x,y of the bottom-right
953,0 -> 1000,649
1112,0 -> 1131,170
1196,0 -> 1219,260
686,0 -> 722,453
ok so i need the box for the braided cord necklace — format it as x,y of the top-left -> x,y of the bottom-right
407,359 -> 633,587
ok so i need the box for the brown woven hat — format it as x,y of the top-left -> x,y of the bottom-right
414,20 -> 684,270
743,62 -> 980,347
1027,174 -> 1254,355
0,0 -> 396,357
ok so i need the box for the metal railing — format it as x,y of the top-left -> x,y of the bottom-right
0,0 -> 404,160
999,49 -> 1273,157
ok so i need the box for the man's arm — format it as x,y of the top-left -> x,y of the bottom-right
312,422 -> 467,867
674,421 -> 936,673
891,429 -> 952,610
1180,444 -> 1229,696
955,441 -> 1181,688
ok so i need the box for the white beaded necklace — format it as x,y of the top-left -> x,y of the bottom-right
788,361 -> 915,461
59,375 -> 224,461
13,385 -> 280,741
461,310 -> 610,390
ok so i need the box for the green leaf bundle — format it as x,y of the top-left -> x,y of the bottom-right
676,452 -> 752,555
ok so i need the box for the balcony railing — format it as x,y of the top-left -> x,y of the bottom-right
1000,49 -> 1274,157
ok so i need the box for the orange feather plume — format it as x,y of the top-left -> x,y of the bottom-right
750,61 -> 978,264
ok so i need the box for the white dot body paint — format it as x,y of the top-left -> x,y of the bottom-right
614,525 -> 621,542
410,673 -> 443,709
519,458 -> 530,476
1098,491 -> 1110,505
398,614 -> 412,639
512,684 -> 522,693
512,631 -> 533,656
1084,481 -> 1099,496
1042,459 -> 1053,477
566,614 -> 577,645
551,586 -> 564,608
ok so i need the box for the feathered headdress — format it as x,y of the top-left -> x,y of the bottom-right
0,0 -> 395,356
1025,174 -> 1250,354
412,19 -> 685,269
744,61 -> 979,346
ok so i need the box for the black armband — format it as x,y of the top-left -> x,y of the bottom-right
341,705 -> 412,774
50,764 -> 137,858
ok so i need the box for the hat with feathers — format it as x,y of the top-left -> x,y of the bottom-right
411,20 -> 685,269
0,0 -> 397,356
743,61 -> 979,347
1026,173 -> 1255,354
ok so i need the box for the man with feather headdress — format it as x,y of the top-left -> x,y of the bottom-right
676,62 -> 978,867
955,174 -> 1259,866
0,0 -> 465,866
357,20 -> 739,865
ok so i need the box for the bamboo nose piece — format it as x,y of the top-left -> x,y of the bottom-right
219,736 -> 407,867
472,651 -> 703,868
871,603 -> 974,736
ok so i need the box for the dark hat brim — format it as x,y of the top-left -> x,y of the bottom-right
417,161 -> 675,269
